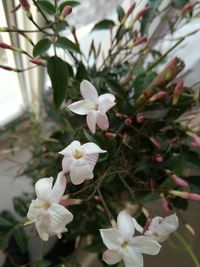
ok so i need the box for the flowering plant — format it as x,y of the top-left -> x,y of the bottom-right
1,0 -> 200,266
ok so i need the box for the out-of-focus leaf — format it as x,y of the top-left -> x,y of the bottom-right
57,21 -> 69,31
37,260 -> 52,267
117,5 -> 125,22
13,197 -> 28,217
33,38 -> 51,57
85,238 -> 105,253
47,56 -> 69,109
56,37 -> 81,53
141,103 -> 169,119
75,62 -> 88,81
171,197 -> 188,211
92,19 -> 115,31
172,0 -> 189,8
13,226 -> 28,254
37,0 -> 55,14
134,71 -> 156,99
0,217 -> 14,228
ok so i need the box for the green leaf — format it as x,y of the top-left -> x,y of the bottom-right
37,0 -> 55,14
13,197 -> 28,217
37,260 -> 52,267
57,21 -> 69,32
141,103 -> 169,119
0,217 -> 14,228
172,0 -> 189,8
75,62 -> 88,81
33,38 -> 51,57
47,56 -> 69,109
59,1 -> 80,12
92,19 -> 115,31
13,226 -> 28,254
117,5 -> 125,22
56,37 -> 81,53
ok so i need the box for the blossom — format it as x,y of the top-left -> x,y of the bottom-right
59,140 -> 106,185
100,210 -> 161,267
68,80 -> 116,134
132,214 -> 178,242
27,172 -> 73,241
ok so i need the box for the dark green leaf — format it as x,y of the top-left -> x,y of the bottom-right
37,0 -> 55,14
171,197 -> 188,211
85,238 -> 105,253
134,71 -> 156,99
13,197 -> 28,217
117,6 -> 125,22
47,56 -> 69,109
0,234 -> 10,250
141,103 -> 169,119
37,260 -> 52,267
57,21 -> 69,32
0,217 -> 14,228
59,1 -> 80,12
56,37 -> 81,53
33,38 -> 51,57
172,0 -> 189,8
13,226 -> 28,254
75,62 -> 88,81
92,19 -> 115,31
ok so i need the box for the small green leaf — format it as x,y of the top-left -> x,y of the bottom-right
56,37 -> 81,53
13,226 -> 28,254
75,62 -> 88,81
13,197 -> 28,217
117,6 -> 125,22
37,0 -> 55,14
47,56 -> 69,109
92,19 -> 115,31
33,38 -> 51,57
59,1 -> 80,12
57,21 -> 69,32
0,217 -> 14,228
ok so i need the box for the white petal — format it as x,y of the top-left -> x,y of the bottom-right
84,153 -> 99,169
98,93 -> 116,113
68,100 -> 95,115
48,203 -> 73,236
117,210 -> 135,240
69,160 -> 93,185
132,218 -> 144,233
59,140 -> 81,156
80,80 -> 98,102
82,142 -> 106,154
27,199 -> 42,220
96,113 -> 109,131
157,214 -> 179,237
100,229 -> 123,250
62,156 -> 74,173
50,172 -> 66,203
122,246 -> 143,267
86,111 -> 97,134
102,249 -> 122,265
35,177 -> 53,201
35,212 -> 51,241
130,236 -> 161,255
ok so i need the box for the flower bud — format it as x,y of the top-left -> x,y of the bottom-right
19,0 -> 30,11
149,91 -> 167,102
126,3 -> 136,17
30,58 -> 46,66
133,36 -> 147,47
136,115 -> 144,123
170,174 -> 189,188
134,7 -> 150,21
104,131 -> 116,138
169,190 -> 200,201
59,196 -> 82,206
184,223 -> 195,236
179,3 -> 193,16
149,178 -> 155,190
172,80 -> 184,105
125,118 -> 132,125
154,154 -> 163,162
60,5 -> 72,20
150,137 -> 161,150
142,207 -> 150,218
0,42 -> 22,52
0,65 -> 20,72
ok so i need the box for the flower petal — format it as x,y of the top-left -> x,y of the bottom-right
59,140 -> 81,156
132,218 -> 144,233
117,210 -> 135,239
82,142 -> 106,154
100,229 -> 123,250
68,100 -> 94,115
102,249 -> 122,265
80,80 -> 98,102
96,113 -> 109,131
69,160 -> 93,185
35,177 -> 53,201
35,212 -> 51,241
98,93 -> 116,113
157,214 -> 179,237
130,236 -> 161,255
84,153 -> 99,169
50,172 -> 67,203
122,246 -> 143,267
62,156 -> 74,173
86,111 -> 97,134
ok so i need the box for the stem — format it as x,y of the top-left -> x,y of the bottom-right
39,240 -> 45,261
174,232 -> 200,267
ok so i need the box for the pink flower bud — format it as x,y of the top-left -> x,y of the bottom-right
134,7 -> 150,21
59,198 -> 82,206
172,80 -> 184,105
126,3 -> 136,17
149,91 -> 167,102
185,223 -> 195,236
150,137 -> 161,150
160,195 -> 171,213
104,131 -> 116,138
171,174 -> 189,188
30,58 -> 46,66
154,154 -> 163,162
149,178 -> 155,190
136,115 -> 144,123
0,65 -> 20,72
60,5 -> 72,20
125,118 -> 132,125
169,190 -> 200,201
133,36 -> 147,46
19,0 -> 30,11
0,42 -> 22,52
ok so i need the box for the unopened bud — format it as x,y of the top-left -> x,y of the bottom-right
59,196 -> 82,206
134,7 -> 150,21
133,36 -> 147,47
149,178 -> 155,190
136,115 -> 144,123
30,58 -> 46,66
185,223 -> 195,236
60,5 -> 72,20
170,174 -> 189,188
126,3 -> 136,16
180,3 -> 193,15
172,80 -> 184,105
19,0 -> 30,11
169,190 -> 200,201
149,91 -> 167,102
125,118 -> 132,125
104,131 -> 116,138
0,42 -> 22,53
0,65 -> 20,72
150,137 -> 161,150
154,154 -> 163,162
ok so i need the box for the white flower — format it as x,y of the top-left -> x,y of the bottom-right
59,140 -> 106,185
27,172 -> 73,241
100,210 -> 161,267
132,214 -> 179,242
68,80 -> 116,134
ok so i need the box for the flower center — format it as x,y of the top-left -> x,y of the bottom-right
73,149 -> 83,159
121,241 -> 128,249
95,103 -> 99,111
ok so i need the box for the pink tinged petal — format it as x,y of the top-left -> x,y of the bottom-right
96,113 -> 109,131
68,100 -> 95,115
27,199 -> 41,221
132,218 -> 144,233
82,142 -> 107,154
157,214 -> 179,237
117,210 -> 135,239
62,156 -> 74,173
84,153 -> 99,169
98,93 -> 116,113
35,177 -> 53,201
59,140 -> 81,156
130,236 -> 161,255
100,229 -> 123,250
102,249 -> 122,265
122,246 -> 143,267
80,80 -> 98,102
86,111 -> 97,134
50,172 -> 66,203
69,160 -> 93,185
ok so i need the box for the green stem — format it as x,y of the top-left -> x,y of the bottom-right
39,240 -> 45,261
174,232 -> 200,267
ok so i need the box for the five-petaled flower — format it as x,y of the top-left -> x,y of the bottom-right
100,210 -> 161,267
68,80 -> 116,134
132,213 -> 179,242
27,172 -> 73,241
59,140 -> 106,185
